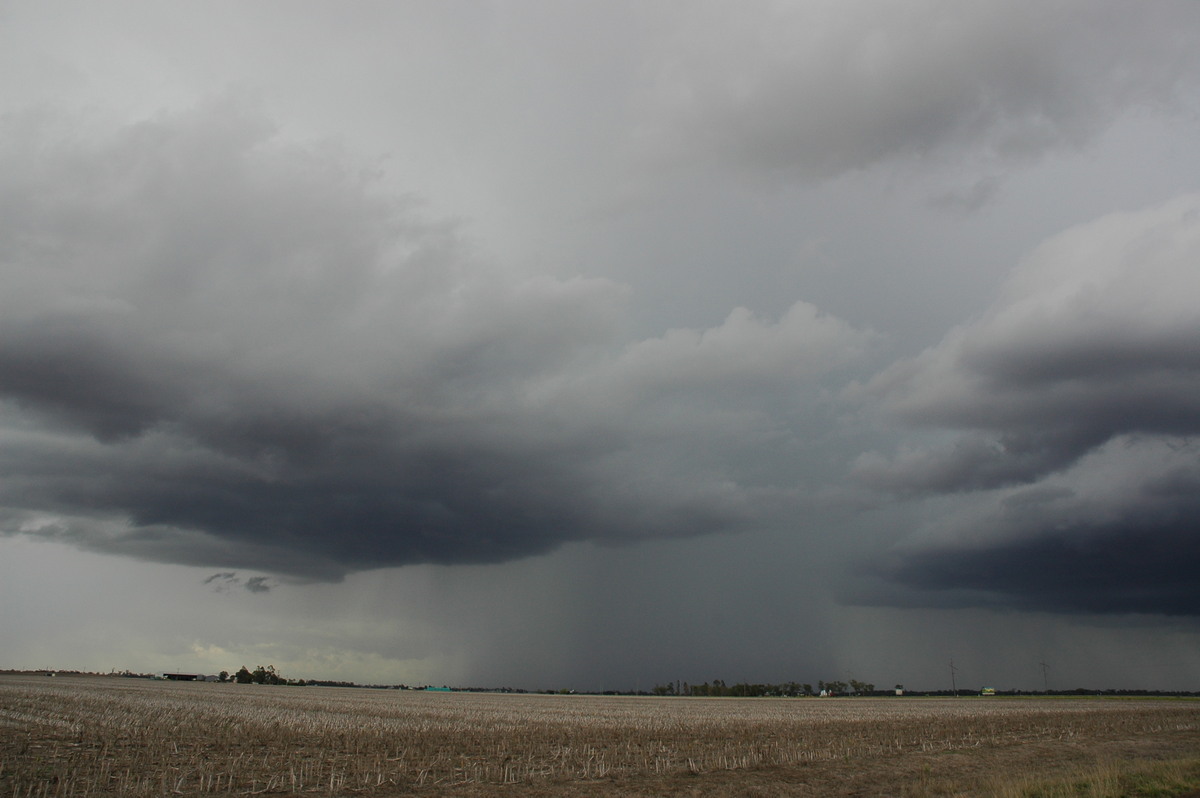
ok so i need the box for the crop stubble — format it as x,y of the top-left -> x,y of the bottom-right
1,674 -> 1197,796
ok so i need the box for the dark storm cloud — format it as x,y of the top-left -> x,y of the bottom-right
243,576 -> 273,594
0,100 -> 873,579
203,572 -> 237,586
857,195 -> 1200,493
855,196 -> 1200,615
202,572 -> 272,593
643,0 -> 1200,180
851,429 -> 1105,495
865,454 -> 1200,616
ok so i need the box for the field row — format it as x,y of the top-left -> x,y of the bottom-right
2,675 -> 1197,796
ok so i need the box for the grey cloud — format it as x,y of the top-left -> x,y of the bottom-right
204,572 -> 239,593
203,572 -> 273,594
0,101 -> 873,579
998,485 -> 1075,509
850,427 -> 1114,495
854,195 -> 1200,615
3,2 -> 1200,693
243,576 -> 273,594
641,1 -> 1200,181
864,455 -> 1200,616
858,194 -> 1200,493
928,176 -> 1002,212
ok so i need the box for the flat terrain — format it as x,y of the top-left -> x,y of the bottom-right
2,674 -> 1198,796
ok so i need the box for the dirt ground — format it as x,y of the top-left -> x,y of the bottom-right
393,727 -> 1200,797
4,677 -> 1197,798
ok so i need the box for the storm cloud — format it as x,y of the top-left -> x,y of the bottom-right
4,1 -> 1200,690
641,0 -> 1200,180
858,196 -> 1200,615
858,195 -> 1200,492
0,101 -> 873,578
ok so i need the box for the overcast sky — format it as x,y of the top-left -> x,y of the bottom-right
3,0 -> 1200,691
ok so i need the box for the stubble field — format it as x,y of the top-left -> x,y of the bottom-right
2,674 -> 1198,797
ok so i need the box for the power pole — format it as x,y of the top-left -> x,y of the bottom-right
949,659 -> 958,697
1039,660 -> 1050,693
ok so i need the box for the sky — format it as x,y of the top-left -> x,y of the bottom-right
2,0 -> 1200,692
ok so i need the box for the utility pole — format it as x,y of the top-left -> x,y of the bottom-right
1039,660 -> 1050,693
949,659 -> 958,697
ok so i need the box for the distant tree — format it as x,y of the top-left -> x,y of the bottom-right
218,670 -> 229,683
249,664 -> 286,685
234,666 -> 252,684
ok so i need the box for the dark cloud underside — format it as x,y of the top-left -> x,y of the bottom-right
858,197 -> 1200,615
0,101 -> 870,578
875,499 -> 1200,616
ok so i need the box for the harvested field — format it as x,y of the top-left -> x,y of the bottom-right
1,674 -> 1197,796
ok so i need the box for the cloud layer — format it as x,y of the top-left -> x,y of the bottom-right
859,195 -> 1200,615
642,0 -> 1200,180
3,1 -> 1200,691
0,101 -> 873,578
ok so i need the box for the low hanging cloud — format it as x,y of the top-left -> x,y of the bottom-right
204,572 -> 274,594
641,0 -> 1200,181
0,101 -> 875,579
856,195 -> 1200,616
860,437 -> 1200,616
858,194 -> 1200,493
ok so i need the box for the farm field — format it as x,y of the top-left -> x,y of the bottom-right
1,674 -> 1198,797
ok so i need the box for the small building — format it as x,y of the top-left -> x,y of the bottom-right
161,673 -> 199,681
980,687 -> 996,696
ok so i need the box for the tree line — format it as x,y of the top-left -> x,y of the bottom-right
210,667 -> 878,695
218,665 -> 294,685
218,666 -> 378,688
652,679 -> 878,697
